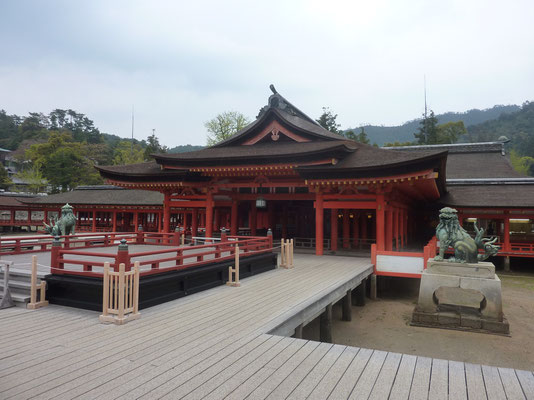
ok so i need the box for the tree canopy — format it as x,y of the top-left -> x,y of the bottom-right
205,111 -> 250,146
413,110 -> 466,145
316,107 -> 341,134
344,127 -> 370,144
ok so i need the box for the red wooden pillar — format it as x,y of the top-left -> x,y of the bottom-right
385,207 -> 393,251
376,194 -> 385,251
504,215 -> 510,252
192,208 -> 198,237
342,210 -> 350,249
394,208 -> 399,250
205,191 -> 213,239
163,192 -> 171,233
315,192 -> 324,255
282,204 -> 288,239
213,209 -> 219,232
360,213 -> 367,248
92,210 -> 97,232
352,212 -> 359,248
268,201 -> 275,232
331,208 -> 338,251
112,210 -> 117,232
250,202 -> 257,236
399,209 -> 404,248
230,200 -> 238,235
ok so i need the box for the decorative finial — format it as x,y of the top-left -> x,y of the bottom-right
269,84 -> 277,94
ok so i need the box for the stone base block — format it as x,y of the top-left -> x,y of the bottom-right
427,260 -> 495,279
411,309 -> 510,335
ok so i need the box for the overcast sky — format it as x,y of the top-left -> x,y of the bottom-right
1,0 -> 533,147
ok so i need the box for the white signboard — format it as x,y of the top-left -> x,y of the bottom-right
376,254 -> 424,275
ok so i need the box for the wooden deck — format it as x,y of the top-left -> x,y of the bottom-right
0,254 -> 533,399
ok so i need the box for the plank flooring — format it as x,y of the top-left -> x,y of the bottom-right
0,253 -> 533,399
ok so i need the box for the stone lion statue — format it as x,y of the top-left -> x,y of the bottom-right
434,207 -> 499,263
43,203 -> 77,236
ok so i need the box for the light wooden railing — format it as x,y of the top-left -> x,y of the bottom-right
280,239 -> 294,269
99,261 -> 140,325
27,255 -> 48,310
0,260 -> 14,309
226,244 -> 240,287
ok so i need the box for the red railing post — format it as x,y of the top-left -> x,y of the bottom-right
50,236 -> 62,272
14,238 -> 21,254
173,226 -> 180,246
115,239 -> 131,272
64,236 -> 70,249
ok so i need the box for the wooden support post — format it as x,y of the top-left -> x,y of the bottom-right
376,194 -> 385,251
320,304 -> 333,343
27,255 -> 48,309
504,215 -> 510,252
163,192 -> 171,233
250,202 -> 257,236
504,256 -> 511,272
294,323 -> 303,339
352,212 -> 359,248
112,210 -> 117,233
115,239 -> 130,272
394,209 -> 399,250
353,280 -> 366,306
342,289 -> 352,321
205,191 -> 213,241
360,213 -> 367,249
331,208 -> 338,252
369,275 -> 377,300
227,244 -> 241,287
192,208 -> 198,237
385,208 -> 393,251
92,210 -> 97,232
315,192 -> 324,256
280,239 -> 286,268
230,200 -> 238,236
342,209 -> 350,249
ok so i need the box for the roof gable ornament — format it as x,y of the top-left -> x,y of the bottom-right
256,84 -> 301,119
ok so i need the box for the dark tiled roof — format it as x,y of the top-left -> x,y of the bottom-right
154,141 -> 356,164
24,187 -> 163,206
298,144 -> 446,171
96,162 -> 186,176
446,152 -> 524,179
441,184 -> 534,208
0,194 -> 38,208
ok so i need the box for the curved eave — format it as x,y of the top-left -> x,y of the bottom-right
95,165 -> 191,183
153,143 -> 356,167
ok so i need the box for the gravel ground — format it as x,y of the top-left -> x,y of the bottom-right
303,272 -> 534,371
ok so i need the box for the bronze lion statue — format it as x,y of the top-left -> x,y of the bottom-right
434,207 -> 499,263
43,203 -> 77,236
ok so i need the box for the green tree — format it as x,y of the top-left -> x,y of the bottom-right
316,107 -> 341,134
205,111 -> 250,146
144,131 -> 167,160
344,127 -> 370,144
14,165 -> 46,194
436,121 -> 467,144
414,110 -> 439,144
24,131 -> 102,192
510,150 -> 534,176
0,165 -> 11,189
113,141 -> 145,165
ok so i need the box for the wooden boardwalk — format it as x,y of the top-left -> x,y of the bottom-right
0,254 -> 533,399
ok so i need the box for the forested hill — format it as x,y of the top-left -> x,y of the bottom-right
349,104 -> 520,145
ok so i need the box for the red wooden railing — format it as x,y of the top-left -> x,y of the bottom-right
51,234 -> 274,278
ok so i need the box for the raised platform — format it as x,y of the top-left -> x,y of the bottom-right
0,254 -> 532,399
45,252 -> 277,311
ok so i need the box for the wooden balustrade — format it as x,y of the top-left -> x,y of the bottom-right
27,255 -> 48,310
99,261 -> 140,325
0,260 -> 14,309
226,244 -> 240,287
279,238 -> 294,269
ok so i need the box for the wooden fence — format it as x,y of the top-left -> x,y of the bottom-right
99,261 -> 140,325
280,239 -> 294,269
27,255 -> 48,310
0,260 -> 14,309
226,244 -> 240,287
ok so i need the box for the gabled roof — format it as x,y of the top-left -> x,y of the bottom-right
210,85 -> 347,148
441,184 -> 534,208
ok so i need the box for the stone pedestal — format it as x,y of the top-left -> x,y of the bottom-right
412,260 -> 509,335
